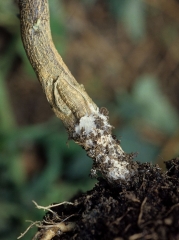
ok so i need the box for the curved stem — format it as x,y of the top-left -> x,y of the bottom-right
18,0 -> 137,184
18,0 -> 97,128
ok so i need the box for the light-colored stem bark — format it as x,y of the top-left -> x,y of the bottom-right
18,0 -> 97,128
18,0 -> 137,184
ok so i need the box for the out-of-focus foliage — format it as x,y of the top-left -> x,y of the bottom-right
109,0 -> 146,40
116,75 -> 179,162
1,0 -> 179,239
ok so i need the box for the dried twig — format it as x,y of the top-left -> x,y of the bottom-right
137,197 -> 147,227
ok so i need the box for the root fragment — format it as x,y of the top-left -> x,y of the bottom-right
17,201 -> 76,239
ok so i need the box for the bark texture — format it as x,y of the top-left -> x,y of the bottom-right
18,0 -> 138,184
18,0 -> 97,128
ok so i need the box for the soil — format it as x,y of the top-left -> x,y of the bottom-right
39,158 -> 179,240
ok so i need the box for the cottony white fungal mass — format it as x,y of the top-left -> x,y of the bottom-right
75,114 -> 96,134
74,111 -> 131,182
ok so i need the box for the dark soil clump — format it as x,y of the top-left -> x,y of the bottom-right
44,158 -> 179,240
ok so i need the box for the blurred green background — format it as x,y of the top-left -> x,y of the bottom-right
1,0 -> 179,239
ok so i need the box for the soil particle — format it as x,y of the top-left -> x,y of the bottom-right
45,158 -> 179,240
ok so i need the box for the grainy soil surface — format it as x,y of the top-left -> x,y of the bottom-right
40,158 -> 179,240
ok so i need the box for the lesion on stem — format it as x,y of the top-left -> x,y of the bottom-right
18,0 -> 97,128
18,0 -> 138,185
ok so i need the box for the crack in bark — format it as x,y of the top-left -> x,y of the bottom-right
18,0 -> 97,128
18,0 -> 138,184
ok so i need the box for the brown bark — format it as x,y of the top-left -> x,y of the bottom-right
18,0 -> 97,128
18,0 -> 138,184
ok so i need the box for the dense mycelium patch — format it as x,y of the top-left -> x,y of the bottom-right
73,108 -> 135,182
75,114 -> 96,135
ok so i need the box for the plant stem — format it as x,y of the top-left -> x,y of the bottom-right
18,0 -> 138,184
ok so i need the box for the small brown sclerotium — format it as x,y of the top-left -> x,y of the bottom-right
99,107 -> 109,116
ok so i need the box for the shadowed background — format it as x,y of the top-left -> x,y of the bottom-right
1,0 -> 179,239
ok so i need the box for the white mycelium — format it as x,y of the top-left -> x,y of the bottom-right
75,114 -> 96,135
73,108 -> 132,182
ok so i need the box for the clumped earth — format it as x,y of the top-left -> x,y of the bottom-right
40,158 -> 179,240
